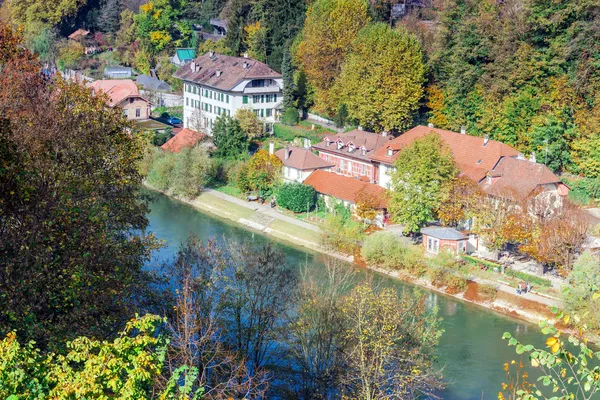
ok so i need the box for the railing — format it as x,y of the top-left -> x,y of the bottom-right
243,85 -> 281,94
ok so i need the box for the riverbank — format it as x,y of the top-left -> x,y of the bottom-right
143,183 -> 560,327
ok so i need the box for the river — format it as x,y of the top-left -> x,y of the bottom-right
145,190 -> 545,399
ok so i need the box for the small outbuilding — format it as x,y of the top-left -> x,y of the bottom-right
421,227 -> 468,255
103,66 -> 133,79
136,74 -> 172,92
172,48 -> 196,66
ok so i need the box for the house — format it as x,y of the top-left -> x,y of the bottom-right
304,170 -> 388,226
174,51 -> 283,135
172,48 -> 196,67
136,74 -> 172,92
271,142 -> 333,183
369,125 -> 569,212
89,79 -> 151,121
161,128 -> 205,152
311,129 -> 391,183
421,227 -> 468,255
68,29 -> 90,41
103,66 -> 133,79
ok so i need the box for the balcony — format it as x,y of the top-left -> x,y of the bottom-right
243,85 -> 281,94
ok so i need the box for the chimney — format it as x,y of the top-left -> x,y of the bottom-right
325,138 -> 331,147
209,50 -> 215,58
243,52 -> 249,58
269,140 -> 274,155
460,126 -> 466,135
304,138 -> 309,148
529,152 -> 536,163
216,69 -> 222,77
483,134 -> 489,146
190,61 -> 196,72
382,131 -> 388,137
428,123 -> 434,128
361,147 -> 367,156
357,126 -> 363,131
285,146 -> 290,160
242,61 -> 249,69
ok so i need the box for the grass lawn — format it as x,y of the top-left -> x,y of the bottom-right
213,183 -> 242,198
269,219 -> 321,245
194,192 -> 254,220
273,122 -> 334,145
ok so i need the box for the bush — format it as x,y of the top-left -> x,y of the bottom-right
429,266 -> 450,288
277,183 -> 316,213
478,283 -> 498,301
281,107 -> 299,126
428,266 -> 467,293
504,268 -> 552,287
446,275 -> 468,294
361,233 -> 422,270
152,129 -> 171,146
321,213 -> 364,254
461,254 -> 501,270
147,151 -> 176,191
169,147 -> 213,199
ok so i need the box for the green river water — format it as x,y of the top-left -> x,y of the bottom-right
145,190 -> 547,399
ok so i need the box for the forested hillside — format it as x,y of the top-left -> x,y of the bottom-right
424,0 -> 600,177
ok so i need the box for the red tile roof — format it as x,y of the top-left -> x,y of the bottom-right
161,128 -> 205,153
68,29 -> 90,40
313,129 -> 392,162
479,156 -> 568,201
304,170 -> 387,208
88,79 -> 148,107
370,125 -> 520,182
274,147 -> 334,170
173,52 -> 281,91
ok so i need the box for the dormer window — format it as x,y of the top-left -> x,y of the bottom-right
337,140 -> 344,150
325,137 -> 331,147
387,147 -> 393,156
348,142 -> 355,152
360,146 -> 367,156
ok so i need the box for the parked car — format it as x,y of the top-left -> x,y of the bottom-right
166,116 -> 182,126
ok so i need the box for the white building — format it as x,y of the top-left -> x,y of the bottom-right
270,141 -> 334,183
174,51 -> 283,135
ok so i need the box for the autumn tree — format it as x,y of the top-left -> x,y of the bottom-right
354,187 -> 381,222
437,175 -> 484,227
244,21 -> 267,62
212,115 -> 249,159
334,23 -> 425,132
297,0 -> 370,114
6,0 -> 85,30
241,149 -> 283,195
388,133 -> 457,233
135,0 -> 192,54
0,24 -> 158,348
235,108 -> 263,138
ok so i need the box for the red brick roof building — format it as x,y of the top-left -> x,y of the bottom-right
161,128 -> 205,153
275,146 -> 333,183
304,170 -> 388,209
88,79 -> 151,121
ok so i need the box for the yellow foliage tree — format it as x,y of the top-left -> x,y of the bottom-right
243,21 -> 267,62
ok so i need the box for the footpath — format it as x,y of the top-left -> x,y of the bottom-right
146,183 -> 561,325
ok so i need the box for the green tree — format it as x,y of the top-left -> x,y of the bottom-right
561,251 -> 600,331
212,115 -> 249,159
297,0 -> 370,114
98,0 -> 123,34
7,0 -> 85,29
0,26 -> 158,348
281,45 -> 295,108
223,0 -> 250,55
26,27 -> 58,64
260,0 -> 306,68
277,182 -> 316,212
244,21 -> 267,62
235,108 -> 263,138
135,0 -> 190,54
334,23 -> 425,132
388,133 -> 457,233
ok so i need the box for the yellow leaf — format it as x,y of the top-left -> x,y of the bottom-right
546,337 -> 558,347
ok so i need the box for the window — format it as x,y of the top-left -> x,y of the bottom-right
296,169 -> 301,179
227,110 -> 231,117
360,164 -> 366,175
250,79 -> 265,88
273,94 -> 277,102
209,91 -> 213,99
260,95 -> 265,103
260,109 -> 264,118
427,237 -> 439,254
266,109 -> 272,117
243,96 -> 248,104
135,108 -> 141,118
123,109 -> 128,117
205,89 -> 208,97
209,104 -> 213,113
186,98 -> 189,106
253,95 -> 260,103
226,94 -> 229,103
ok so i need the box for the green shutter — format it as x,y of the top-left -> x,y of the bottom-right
243,96 -> 248,104
226,95 -> 229,103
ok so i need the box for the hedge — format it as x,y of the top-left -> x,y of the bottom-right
461,255 -> 501,269
277,182 -> 316,213
504,268 -> 552,288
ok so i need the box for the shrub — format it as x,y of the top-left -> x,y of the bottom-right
478,283 -> 498,302
147,151 -> 175,191
169,147 -> 213,198
504,268 -> 552,287
446,275 -> 468,294
152,129 -> 170,146
281,107 -> 299,126
429,266 -> 450,288
321,213 -> 364,254
361,233 -> 422,270
277,183 -> 316,213
461,254 -> 501,270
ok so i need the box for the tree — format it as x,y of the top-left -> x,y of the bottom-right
57,39 -> 84,70
212,115 -> 249,159
223,0 -> 250,55
334,103 -> 348,128
261,0 -> 306,69
0,25 -> 158,348
7,0 -> 85,29
197,38 -> 234,56
561,251 -> 600,331
354,187 -> 380,222
297,0 -> 370,114
437,175 -> 484,227
277,182 -> 316,213
135,0 -> 191,54
98,0 -> 123,34
281,45 -> 296,109
334,23 -> 425,132
339,283 -> 444,399
235,108 -> 263,138
170,147 -> 214,199
26,27 -> 58,64
388,133 -> 458,233
244,21 -> 267,62
242,149 -> 283,196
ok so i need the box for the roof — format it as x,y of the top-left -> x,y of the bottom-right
479,156 -> 567,201
161,128 -> 205,152
312,129 -> 392,162
370,125 -> 520,182
104,66 -> 132,73
304,170 -> 387,208
88,79 -> 147,107
173,52 -> 282,91
421,227 -> 466,240
210,18 -> 229,30
136,74 -> 171,92
68,29 -> 90,40
175,48 -> 196,62
275,147 -> 334,171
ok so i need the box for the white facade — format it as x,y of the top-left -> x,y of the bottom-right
378,163 -> 394,189
182,78 -> 283,135
283,167 -> 322,183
